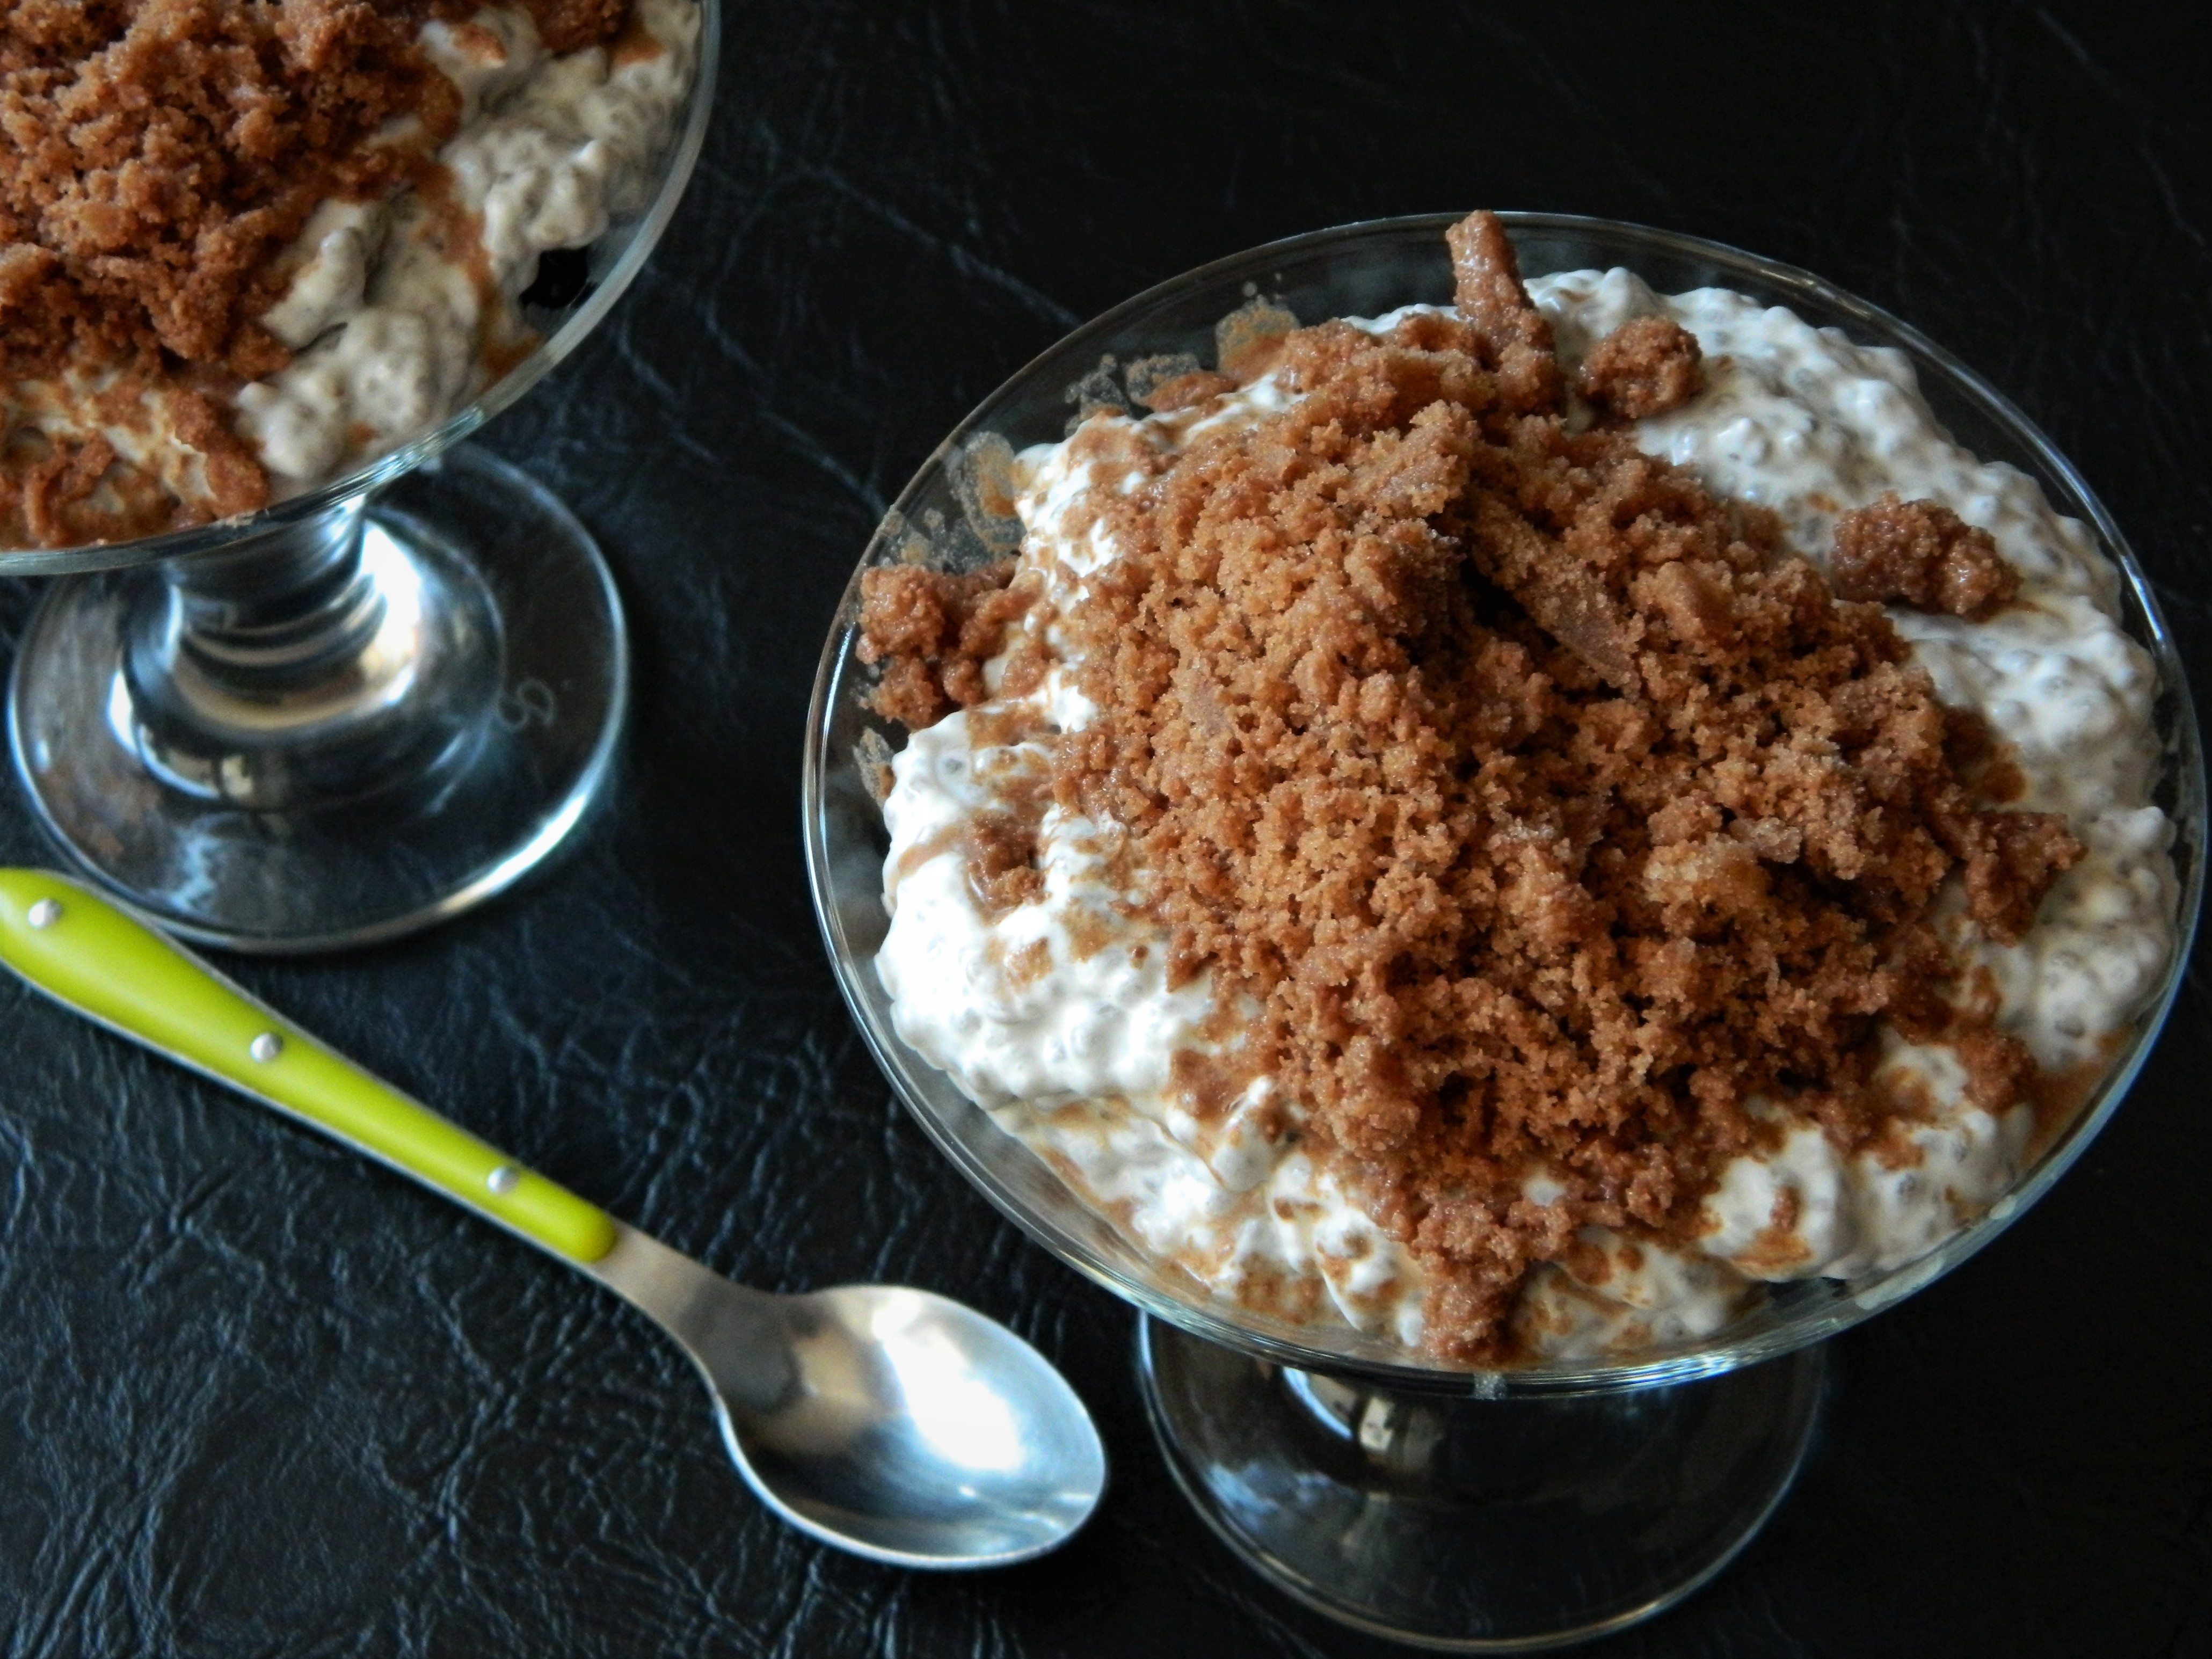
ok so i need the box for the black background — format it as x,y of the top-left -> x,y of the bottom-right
3,2 -> 2209,1654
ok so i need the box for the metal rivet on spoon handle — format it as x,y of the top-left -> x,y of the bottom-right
0,870 -> 1104,1568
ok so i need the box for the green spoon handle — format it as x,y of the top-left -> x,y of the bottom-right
0,870 -> 617,1264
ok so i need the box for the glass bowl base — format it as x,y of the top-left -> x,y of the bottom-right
8,446 -> 626,953
1137,1314 -> 1825,1651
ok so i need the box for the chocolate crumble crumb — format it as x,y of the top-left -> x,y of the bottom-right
966,809 -> 1047,916
1933,803 -> 2085,944
1830,492 -> 2022,620
1953,1023 -> 2039,1114
857,561 -> 1031,729
1447,209 -> 1562,413
1577,315 -> 1704,420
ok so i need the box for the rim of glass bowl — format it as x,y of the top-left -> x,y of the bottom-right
0,0 -> 722,580
803,211 -> 2208,1397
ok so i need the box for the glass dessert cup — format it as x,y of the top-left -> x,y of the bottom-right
0,1 -> 720,954
804,214 -> 2207,1649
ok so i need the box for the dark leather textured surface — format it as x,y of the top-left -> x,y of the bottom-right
3,3 -> 2209,1653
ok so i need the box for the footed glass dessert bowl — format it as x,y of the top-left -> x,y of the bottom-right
806,213 -> 2204,1649
0,0 -> 719,952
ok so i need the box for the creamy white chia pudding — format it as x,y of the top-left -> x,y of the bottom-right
240,0 -> 698,486
858,214 -> 2178,1364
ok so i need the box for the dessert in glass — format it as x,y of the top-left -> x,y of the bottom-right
807,212 -> 2204,1648
0,0 -> 718,950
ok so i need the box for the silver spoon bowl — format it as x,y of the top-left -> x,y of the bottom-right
0,869 -> 1105,1568
593,1226 -> 1105,1566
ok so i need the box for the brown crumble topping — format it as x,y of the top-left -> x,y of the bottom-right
965,809 -> 1046,916
0,0 -> 632,548
1000,937 -> 1052,989
856,559 -> 1032,729
860,211 -> 2088,1363
1138,368 -> 1241,414
1576,314 -> 1704,420
526,0 -> 631,54
1951,1024 -> 2038,1114
1445,210 -> 1562,413
1940,806 -> 2084,944
1830,492 -> 2022,620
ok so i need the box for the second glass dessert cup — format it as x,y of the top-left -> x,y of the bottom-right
806,214 -> 2207,1649
0,1 -> 719,952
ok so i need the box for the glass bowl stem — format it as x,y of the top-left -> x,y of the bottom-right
12,448 -> 625,951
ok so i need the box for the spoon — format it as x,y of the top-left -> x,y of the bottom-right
0,869 -> 1105,1569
